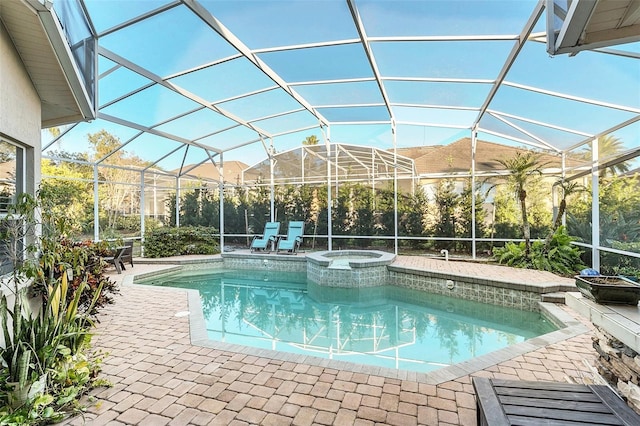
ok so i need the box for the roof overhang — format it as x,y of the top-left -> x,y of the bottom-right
0,0 -> 95,127
547,0 -> 640,55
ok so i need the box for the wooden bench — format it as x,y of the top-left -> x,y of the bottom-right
473,377 -> 640,426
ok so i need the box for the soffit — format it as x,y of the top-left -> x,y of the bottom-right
0,0 -> 84,127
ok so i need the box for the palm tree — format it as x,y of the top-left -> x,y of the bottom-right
543,180 -> 585,250
302,135 -> 319,146
495,151 -> 544,258
582,134 -> 629,177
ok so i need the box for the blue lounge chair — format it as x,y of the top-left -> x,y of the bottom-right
250,221 -> 280,252
277,221 -> 304,254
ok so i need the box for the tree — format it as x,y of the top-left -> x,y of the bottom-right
458,179 -> 488,253
352,184 -> 375,247
494,151 -> 544,258
40,151 -> 94,237
0,140 -> 15,163
569,175 -> 640,273
247,178 -> 271,234
307,184 -> 328,247
88,130 -> 147,233
543,180 -> 585,250
47,127 -> 61,138
582,134 -> 630,177
180,189 -> 202,226
302,135 -> 319,146
433,179 -> 460,250
376,184 -> 396,239
398,186 -> 430,249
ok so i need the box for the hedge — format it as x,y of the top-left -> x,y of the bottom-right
143,226 -> 219,257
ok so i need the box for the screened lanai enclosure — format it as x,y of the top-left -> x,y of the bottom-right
2,0 -> 639,272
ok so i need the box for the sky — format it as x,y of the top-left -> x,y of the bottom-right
45,0 -> 640,174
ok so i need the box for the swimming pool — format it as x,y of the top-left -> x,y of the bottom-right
140,269 -> 557,374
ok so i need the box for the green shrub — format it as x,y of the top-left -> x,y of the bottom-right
144,226 -> 220,257
114,215 -> 140,232
493,226 -> 586,275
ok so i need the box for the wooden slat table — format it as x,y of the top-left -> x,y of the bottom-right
472,377 -> 640,426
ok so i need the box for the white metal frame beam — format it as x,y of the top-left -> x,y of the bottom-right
98,46 -> 269,141
181,0 -> 330,129
347,0 -> 394,121
474,0 -> 546,129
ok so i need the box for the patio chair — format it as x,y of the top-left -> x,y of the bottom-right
121,240 -> 134,268
277,221 -> 304,254
250,221 -> 280,252
104,245 -> 127,274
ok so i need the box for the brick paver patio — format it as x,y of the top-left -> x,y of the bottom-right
64,255 -> 597,425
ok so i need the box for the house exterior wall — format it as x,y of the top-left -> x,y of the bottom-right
0,20 -> 42,193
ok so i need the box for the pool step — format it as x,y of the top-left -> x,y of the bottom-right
541,292 -> 568,304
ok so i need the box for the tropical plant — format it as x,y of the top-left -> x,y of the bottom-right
494,226 -> 585,275
543,180 -> 586,251
494,151 -> 545,258
46,239 -> 119,316
581,134 -> 630,177
302,135 -> 319,145
568,174 -> 640,244
0,192 -> 109,422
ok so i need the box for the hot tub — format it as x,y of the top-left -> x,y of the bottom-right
306,250 -> 396,287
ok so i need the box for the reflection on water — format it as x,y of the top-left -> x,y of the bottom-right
141,270 -> 557,373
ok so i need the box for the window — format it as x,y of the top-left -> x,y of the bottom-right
0,140 -> 24,275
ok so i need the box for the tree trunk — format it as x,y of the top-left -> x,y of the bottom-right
519,188 -> 530,258
553,199 -> 566,231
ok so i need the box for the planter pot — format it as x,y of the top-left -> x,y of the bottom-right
575,275 -> 640,305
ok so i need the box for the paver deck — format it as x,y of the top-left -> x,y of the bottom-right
65,254 -> 599,425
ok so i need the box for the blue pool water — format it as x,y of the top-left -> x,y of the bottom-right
140,270 -> 557,373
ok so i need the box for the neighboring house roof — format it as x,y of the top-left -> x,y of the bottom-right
174,139 -> 594,187
178,161 -> 249,185
396,138 -> 585,175
393,146 -> 441,160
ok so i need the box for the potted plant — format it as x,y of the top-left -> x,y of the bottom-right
575,270 -> 640,305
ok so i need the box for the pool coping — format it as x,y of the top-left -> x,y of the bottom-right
125,260 -> 590,385
306,249 -> 396,268
387,264 -> 577,294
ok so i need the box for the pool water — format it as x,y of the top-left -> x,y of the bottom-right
140,270 -> 557,373
328,255 -> 372,269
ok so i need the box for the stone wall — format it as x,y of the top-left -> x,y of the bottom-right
592,326 -> 640,414
305,250 -> 395,287
307,262 -> 389,287
222,253 -> 307,272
